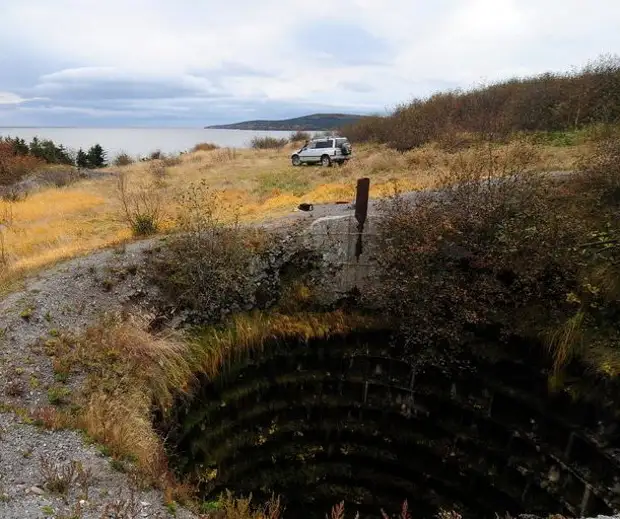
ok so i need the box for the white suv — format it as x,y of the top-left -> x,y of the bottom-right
291,137 -> 352,167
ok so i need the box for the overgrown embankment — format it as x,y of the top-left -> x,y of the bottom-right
343,55 -> 620,150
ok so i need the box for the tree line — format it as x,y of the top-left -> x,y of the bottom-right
0,136 -> 108,169
342,54 -> 620,150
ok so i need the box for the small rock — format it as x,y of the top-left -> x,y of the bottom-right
29,486 -> 45,496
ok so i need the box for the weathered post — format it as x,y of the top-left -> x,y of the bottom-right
354,177 -> 370,262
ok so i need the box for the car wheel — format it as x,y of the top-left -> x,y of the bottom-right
291,155 -> 301,166
321,155 -> 332,167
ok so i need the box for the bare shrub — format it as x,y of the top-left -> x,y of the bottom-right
0,141 -> 44,186
114,152 -> 135,167
372,135 -> 620,378
0,184 -> 29,202
370,139 -> 581,369
192,142 -> 220,152
99,482 -> 142,519
35,167 -> 81,188
343,54 -> 620,150
213,147 -> 238,163
147,181 -> 262,323
39,456 -> 92,499
147,160 -> 167,183
162,155 -> 182,167
250,136 -> 288,149
4,378 -> 24,397
289,130 -> 311,143
116,171 -> 165,236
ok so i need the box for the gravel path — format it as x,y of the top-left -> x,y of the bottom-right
0,236 -> 198,518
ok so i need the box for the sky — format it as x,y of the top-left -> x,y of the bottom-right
0,0 -> 619,127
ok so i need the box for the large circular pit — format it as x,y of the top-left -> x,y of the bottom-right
165,331 -> 620,518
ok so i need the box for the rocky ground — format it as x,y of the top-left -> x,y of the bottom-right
0,236 -> 198,518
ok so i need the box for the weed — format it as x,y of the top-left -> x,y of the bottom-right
32,406 -> 70,430
54,371 -> 69,383
109,458 -> 127,473
20,306 -> 34,320
210,491 -> 283,519
4,379 -> 24,397
48,385 -> 71,405
116,170 -> 165,237
98,483 -> 142,519
39,456 -> 92,499
52,502 -> 85,519
166,500 -> 178,516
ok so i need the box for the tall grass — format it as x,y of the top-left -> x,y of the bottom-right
41,310 -> 377,504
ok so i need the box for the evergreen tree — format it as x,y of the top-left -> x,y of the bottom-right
56,145 -> 74,165
29,137 -> 42,159
2,137 -> 29,156
86,144 -> 106,168
76,148 -> 89,169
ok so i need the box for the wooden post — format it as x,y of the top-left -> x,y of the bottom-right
354,178 -> 370,262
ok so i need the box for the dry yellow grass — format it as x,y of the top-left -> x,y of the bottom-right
41,310 -> 379,505
0,141 -> 585,292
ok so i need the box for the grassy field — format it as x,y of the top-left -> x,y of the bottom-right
0,140 -> 583,293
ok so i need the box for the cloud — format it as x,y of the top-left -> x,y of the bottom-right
0,0 -> 619,125
0,92 -> 26,105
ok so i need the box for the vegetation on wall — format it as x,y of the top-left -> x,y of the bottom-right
370,135 -> 620,380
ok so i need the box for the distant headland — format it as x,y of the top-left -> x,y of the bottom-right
205,113 -> 365,131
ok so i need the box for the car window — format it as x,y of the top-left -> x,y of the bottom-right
336,138 -> 348,146
316,140 -> 333,149
306,142 -> 316,149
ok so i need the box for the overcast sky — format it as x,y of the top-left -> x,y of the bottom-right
1,0 -> 619,127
